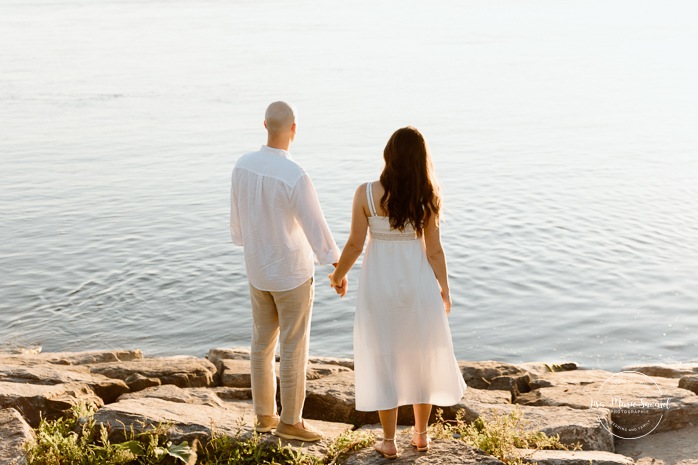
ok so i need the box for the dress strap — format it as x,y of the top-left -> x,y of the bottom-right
366,182 -> 378,217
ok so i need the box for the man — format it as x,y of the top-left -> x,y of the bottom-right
230,101 -> 345,442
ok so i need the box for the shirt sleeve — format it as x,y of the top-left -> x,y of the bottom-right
230,171 -> 243,246
290,173 -> 341,265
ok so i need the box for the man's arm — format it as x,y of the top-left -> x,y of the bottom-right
290,173 -> 340,265
230,172 -> 243,246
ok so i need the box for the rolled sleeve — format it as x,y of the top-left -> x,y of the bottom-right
290,174 -> 340,265
230,173 -> 243,246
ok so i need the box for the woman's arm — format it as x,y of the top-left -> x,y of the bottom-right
423,211 -> 452,314
329,184 -> 370,297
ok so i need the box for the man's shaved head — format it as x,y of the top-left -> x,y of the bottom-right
264,101 -> 296,136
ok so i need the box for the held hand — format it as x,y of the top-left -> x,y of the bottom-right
441,289 -> 452,315
328,273 -> 348,297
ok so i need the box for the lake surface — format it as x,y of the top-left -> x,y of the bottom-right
1,0 -> 697,370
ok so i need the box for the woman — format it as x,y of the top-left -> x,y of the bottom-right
329,127 -> 466,459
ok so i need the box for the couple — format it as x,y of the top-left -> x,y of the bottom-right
230,101 -> 465,459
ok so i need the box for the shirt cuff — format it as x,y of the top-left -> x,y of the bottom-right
316,247 -> 341,266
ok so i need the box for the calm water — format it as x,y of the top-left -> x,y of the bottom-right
1,0 -> 697,370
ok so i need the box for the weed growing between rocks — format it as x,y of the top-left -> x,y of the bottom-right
428,408 -> 581,465
23,405 -> 374,465
25,404 -> 196,465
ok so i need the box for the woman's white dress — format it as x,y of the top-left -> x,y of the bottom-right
354,182 -> 466,412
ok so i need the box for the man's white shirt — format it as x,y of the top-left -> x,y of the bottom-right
230,145 -> 340,291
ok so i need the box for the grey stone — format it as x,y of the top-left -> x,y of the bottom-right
456,402 -> 613,452
117,384 -> 225,408
94,397 -> 351,459
615,424 -> 698,465
345,427 -> 504,465
308,356 -> 354,370
528,369 -> 618,390
0,362 -> 129,404
517,449 -> 634,465
516,374 -> 698,436
678,375 -> 698,395
517,362 -> 579,376
219,359 -> 252,388
210,387 -> 252,401
459,361 -> 531,394
304,371 -> 442,426
306,363 -> 352,380
87,357 -> 217,388
621,363 -> 698,379
0,350 -> 144,366
0,408 -> 35,465
124,373 -> 161,392
0,381 -> 103,427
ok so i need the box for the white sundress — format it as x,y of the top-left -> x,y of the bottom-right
354,182 -> 466,412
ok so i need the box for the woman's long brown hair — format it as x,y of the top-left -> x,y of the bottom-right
379,126 -> 440,237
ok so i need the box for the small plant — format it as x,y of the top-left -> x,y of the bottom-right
323,429 -> 375,465
25,404 -> 196,465
425,408 -> 581,465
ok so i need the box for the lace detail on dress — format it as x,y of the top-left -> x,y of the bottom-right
371,231 -> 419,241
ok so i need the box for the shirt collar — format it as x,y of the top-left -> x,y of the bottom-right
261,145 -> 291,159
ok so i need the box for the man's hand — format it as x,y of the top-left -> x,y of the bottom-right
328,272 -> 348,298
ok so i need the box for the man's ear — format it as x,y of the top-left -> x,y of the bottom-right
263,120 -> 268,129
291,123 -> 297,134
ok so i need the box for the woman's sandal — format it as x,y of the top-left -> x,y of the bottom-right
410,430 -> 431,452
373,438 -> 399,459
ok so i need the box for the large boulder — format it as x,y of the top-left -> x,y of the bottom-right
87,357 -> 217,389
0,381 -> 103,427
345,427 -> 504,465
615,424 -> 698,465
0,408 -> 35,465
459,361 -> 531,397
517,449 -> 634,465
455,402 -> 613,452
621,363 -> 698,379
94,397 -> 352,459
678,375 -> 698,395
303,371 -> 446,426
0,362 -> 129,404
516,373 -> 698,436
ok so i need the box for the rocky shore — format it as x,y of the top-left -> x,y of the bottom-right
1,348 -> 697,464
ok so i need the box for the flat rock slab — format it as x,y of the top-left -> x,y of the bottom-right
615,424 -> 698,465
0,350 -> 143,366
217,359 -> 352,388
622,363 -> 698,379
0,362 -> 129,404
517,362 -> 579,376
0,381 -> 103,427
516,376 -> 698,436
94,397 -> 351,460
528,370 -> 618,390
0,408 -> 35,465
345,428 -> 504,465
518,449 -> 634,465
456,402 -> 613,452
263,419 -> 354,460
87,357 -> 217,389
118,384 -> 226,408
95,397 -> 256,443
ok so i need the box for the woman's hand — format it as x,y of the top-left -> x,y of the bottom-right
441,289 -> 452,315
328,272 -> 348,297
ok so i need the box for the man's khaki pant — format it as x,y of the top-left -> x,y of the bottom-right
249,277 -> 314,425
